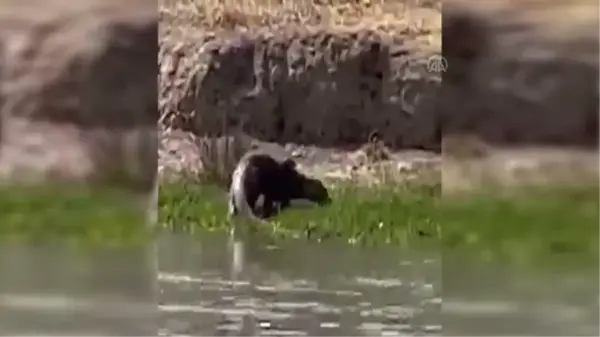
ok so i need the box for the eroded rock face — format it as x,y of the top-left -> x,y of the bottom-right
441,8 -> 599,148
160,7 -> 598,153
0,0 -> 157,196
159,26 -> 442,151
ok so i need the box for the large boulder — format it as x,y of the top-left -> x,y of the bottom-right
0,0 -> 157,200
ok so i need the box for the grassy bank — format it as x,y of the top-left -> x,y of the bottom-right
159,179 -> 440,246
159,178 -> 598,266
442,185 -> 599,267
0,183 -> 151,246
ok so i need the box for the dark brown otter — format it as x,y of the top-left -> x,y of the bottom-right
228,151 -> 331,219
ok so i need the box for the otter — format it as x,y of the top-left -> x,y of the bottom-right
228,151 -> 331,220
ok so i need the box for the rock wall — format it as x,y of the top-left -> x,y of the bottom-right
441,9 -> 598,148
159,27 -> 442,152
160,8 -> 598,152
0,0 -> 157,196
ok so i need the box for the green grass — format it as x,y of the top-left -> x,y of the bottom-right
441,186 -> 599,268
159,178 -> 599,267
0,183 -> 152,247
159,179 -> 440,247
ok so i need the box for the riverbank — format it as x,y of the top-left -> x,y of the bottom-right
157,0 -> 598,268
442,184 -> 598,268
158,139 -> 599,267
159,176 -> 440,242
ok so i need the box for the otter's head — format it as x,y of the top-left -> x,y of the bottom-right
280,158 -> 331,205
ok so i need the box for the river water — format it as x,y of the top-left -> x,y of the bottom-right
157,232 -> 441,336
157,232 -> 598,336
0,243 -> 159,336
444,253 -> 599,336
0,232 -> 596,336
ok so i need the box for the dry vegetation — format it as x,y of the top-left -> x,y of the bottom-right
159,130 -> 248,186
159,0 -> 440,37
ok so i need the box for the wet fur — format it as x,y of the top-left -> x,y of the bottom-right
228,151 -> 331,220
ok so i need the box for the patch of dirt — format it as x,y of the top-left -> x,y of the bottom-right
158,126 -> 441,190
443,144 -> 599,193
159,128 -> 598,195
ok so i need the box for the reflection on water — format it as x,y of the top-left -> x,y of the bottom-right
159,231 -> 599,336
2,231 -> 594,336
157,232 -> 442,336
0,243 -> 159,336
443,253 -> 599,336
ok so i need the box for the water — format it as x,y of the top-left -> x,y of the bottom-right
158,232 -> 598,336
0,243 -> 159,336
0,232 -> 595,336
443,254 -> 599,336
157,232 -> 441,336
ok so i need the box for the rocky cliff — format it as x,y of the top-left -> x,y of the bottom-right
160,3 -> 598,152
159,24 -> 441,151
